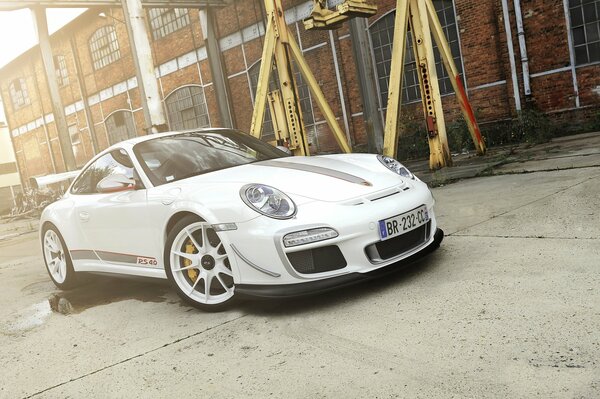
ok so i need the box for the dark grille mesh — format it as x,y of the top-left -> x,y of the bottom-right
374,221 -> 431,260
286,246 -> 347,274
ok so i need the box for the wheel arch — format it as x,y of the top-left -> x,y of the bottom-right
164,211 -> 205,245
39,215 -> 63,244
41,220 -> 57,232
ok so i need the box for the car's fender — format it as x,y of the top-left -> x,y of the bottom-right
39,198 -> 78,249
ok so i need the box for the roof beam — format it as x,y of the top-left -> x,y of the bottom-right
0,0 -> 231,11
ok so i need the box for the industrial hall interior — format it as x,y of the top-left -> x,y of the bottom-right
0,0 -> 599,202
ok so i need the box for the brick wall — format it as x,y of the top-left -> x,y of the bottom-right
0,0 -> 599,186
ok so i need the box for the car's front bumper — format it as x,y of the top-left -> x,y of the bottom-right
235,228 -> 444,298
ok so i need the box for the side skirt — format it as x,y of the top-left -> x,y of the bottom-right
74,261 -> 168,279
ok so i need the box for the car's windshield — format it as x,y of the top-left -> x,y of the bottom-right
133,130 -> 289,186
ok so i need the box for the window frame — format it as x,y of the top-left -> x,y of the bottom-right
54,55 -> 69,87
164,85 -> 210,131
9,78 -> 30,109
104,110 -> 137,146
568,0 -> 600,66
89,25 -> 121,70
70,148 -> 142,196
148,8 -> 190,40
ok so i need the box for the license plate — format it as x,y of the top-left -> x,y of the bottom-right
378,205 -> 429,241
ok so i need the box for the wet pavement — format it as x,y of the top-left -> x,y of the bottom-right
0,132 -> 599,398
405,131 -> 600,185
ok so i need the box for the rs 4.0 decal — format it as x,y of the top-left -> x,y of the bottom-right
137,256 -> 158,266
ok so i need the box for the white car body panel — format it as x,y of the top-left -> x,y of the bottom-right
40,130 -> 442,298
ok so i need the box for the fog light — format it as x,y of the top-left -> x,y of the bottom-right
283,228 -> 338,247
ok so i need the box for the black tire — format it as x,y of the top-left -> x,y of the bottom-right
164,215 -> 236,312
41,225 -> 78,290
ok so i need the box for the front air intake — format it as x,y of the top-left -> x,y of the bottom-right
286,246 -> 347,274
368,221 -> 431,261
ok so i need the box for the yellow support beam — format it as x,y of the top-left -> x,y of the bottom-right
382,0 -> 488,169
251,0 -> 352,155
287,28 -> 352,154
382,0 -> 410,158
424,0 -> 486,155
304,0 -> 377,31
249,17 -> 276,139
410,0 -> 452,169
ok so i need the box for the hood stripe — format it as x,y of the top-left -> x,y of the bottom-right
257,160 -> 372,186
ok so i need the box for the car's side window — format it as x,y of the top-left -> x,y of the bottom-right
71,149 -> 137,195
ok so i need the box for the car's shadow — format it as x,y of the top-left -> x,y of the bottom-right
48,251 -> 444,315
237,250 -> 445,316
47,275 -> 173,314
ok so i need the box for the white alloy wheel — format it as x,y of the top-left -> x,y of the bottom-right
42,226 -> 77,289
167,219 -> 235,310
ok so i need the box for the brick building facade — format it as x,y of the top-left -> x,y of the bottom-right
0,0 -> 599,186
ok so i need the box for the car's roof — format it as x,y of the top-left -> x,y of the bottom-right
79,128 -> 243,172
113,127 -> 237,148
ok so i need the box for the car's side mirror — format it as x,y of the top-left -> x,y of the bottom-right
96,174 -> 136,194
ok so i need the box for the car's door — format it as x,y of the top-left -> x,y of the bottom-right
70,149 -> 160,272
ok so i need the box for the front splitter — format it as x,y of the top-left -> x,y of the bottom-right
236,228 -> 444,299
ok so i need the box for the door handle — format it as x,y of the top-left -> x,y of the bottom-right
79,211 -> 90,222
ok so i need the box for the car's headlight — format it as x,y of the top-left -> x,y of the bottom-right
377,155 -> 415,180
240,184 -> 296,219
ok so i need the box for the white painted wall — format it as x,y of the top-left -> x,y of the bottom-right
0,123 -> 21,188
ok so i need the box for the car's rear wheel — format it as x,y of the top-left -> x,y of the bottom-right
165,215 -> 235,311
42,226 -> 78,290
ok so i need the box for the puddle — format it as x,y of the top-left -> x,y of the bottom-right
5,301 -> 52,334
47,276 -> 170,314
4,277 -> 170,334
21,280 -> 56,295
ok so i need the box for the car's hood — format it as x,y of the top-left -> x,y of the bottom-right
176,154 -> 410,202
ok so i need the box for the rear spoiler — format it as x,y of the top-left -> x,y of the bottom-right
30,170 -> 81,189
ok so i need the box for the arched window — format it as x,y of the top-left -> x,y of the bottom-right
89,26 -> 121,70
9,78 -> 30,109
148,8 -> 190,40
369,1 -> 464,109
165,86 -> 210,130
248,60 -> 315,142
105,111 -> 136,145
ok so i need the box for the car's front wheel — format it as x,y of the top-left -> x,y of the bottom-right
165,215 -> 235,311
42,225 -> 78,290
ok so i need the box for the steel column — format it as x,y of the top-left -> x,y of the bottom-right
203,8 -> 235,129
69,36 -> 99,154
121,0 -> 167,134
31,7 -> 77,171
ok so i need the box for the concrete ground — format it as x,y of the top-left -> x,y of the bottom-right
1,133 -> 599,398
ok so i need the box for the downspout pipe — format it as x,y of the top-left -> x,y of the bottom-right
513,0 -> 531,97
501,0 -> 522,111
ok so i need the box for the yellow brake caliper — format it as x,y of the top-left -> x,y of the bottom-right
185,240 -> 198,281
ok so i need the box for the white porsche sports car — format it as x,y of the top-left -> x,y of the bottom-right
40,129 -> 443,311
